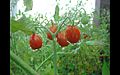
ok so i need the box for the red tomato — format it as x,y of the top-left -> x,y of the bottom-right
65,25 -> 80,43
29,33 -> 42,50
47,25 -> 57,40
56,31 -> 69,47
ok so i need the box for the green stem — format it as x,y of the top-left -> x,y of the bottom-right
10,50 -> 38,75
57,52 -> 73,55
52,18 -> 69,75
36,51 -> 74,72
80,8 -> 86,15
36,53 -> 54,71
52,37 -> 58,75
35,26 -> 54,36
55,17 -> 68,35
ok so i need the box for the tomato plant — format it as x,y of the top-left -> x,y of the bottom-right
10,0 -> 110,75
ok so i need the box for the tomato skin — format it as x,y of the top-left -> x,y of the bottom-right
56,31 -> 69,47
65,25 -> 80,43
29,34 -> 42,50
47,25 -> 57,40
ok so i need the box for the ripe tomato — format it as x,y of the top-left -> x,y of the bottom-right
47,25 -> 57,40
65,25 -> 80,43
56,31 -> 69,47
29,33 -> 42,50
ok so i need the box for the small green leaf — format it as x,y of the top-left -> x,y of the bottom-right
23,0 -> 33,12
102,61 -> 110,75
54,4 -> 60,21
86,41 -> 95,45
86,40 -> 103,46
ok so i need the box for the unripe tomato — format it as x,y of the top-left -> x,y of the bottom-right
65,25 -> 80,44
81,15 -> 90,25
47,25 -> 57,40
29,33 -> 42,50
56,31 -> 69,47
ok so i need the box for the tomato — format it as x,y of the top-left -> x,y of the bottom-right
47,25 -> 57,40
29,33 -> 42,50
56,31 -> 69,47
81,15 -> 90,25
65,25 -> 80,43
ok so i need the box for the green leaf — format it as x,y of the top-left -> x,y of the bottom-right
86,41 -> 95,45
10,19 -> 33,35
23,0 -> 33,12
102,61 -> 110,75
54,4 -> 60,21
86,40 -> 103,46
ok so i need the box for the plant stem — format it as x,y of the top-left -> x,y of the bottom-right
36,53 -> 54,71
57,52 -> 73,55
53,38 -> 58,75
10,50 -> 38,75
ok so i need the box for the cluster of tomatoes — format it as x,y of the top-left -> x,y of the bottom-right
29,24 -> 81,50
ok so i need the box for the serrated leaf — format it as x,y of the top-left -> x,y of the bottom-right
23,0 -> 33,12
10,19 -> 33,35
102,61 -> 110,75
54,5 -> 60,21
